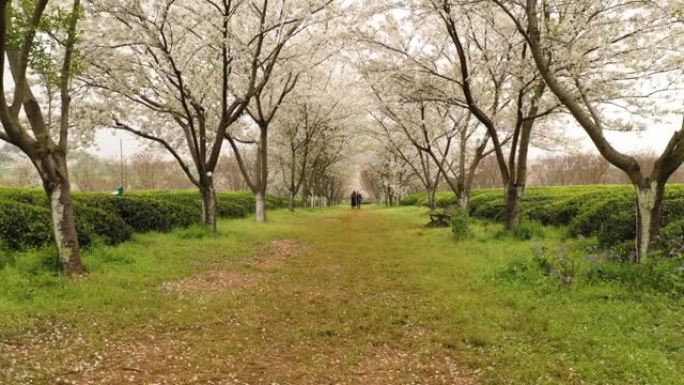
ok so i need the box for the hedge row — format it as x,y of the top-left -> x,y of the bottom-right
0,188 -> 288,251
401,185 -> 684,248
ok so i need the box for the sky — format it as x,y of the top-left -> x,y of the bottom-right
89,114 -> 683,161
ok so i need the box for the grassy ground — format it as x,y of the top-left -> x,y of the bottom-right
1,207 -> 682,384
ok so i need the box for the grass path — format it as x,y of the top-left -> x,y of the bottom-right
2,207 -> 683,384
1,207 -> 476,384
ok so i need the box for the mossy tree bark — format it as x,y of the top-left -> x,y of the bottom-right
0,0 -> 84,274
40,152 -> 84,274
200,179 -> 217,231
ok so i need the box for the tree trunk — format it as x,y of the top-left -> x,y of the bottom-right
289,192 -> 296,212
427,186 -> 437,210
256,125 -> 269,223
504,183 -> 524,231
635,181 -> 665,262
256,190 -> 267,223
456,183 -> 468,209
201,180 -> 217,232
41,157 -> 84,275
457,126 -> 468,210
457,194 -> 469,209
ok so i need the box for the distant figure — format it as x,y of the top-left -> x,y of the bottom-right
356,192 -> 363,209
351,191 -> 357,209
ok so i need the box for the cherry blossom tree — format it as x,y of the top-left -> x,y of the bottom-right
300,118 -> 351,207
366,85 -> 493,209
356,0 -> 561,229
429,0 -> 561,228
360,148 -> 413,206
270,70 -> 354,211
223,1 -> 338,222
0,0 -> 85,274
493,0 -> 684,260
83,0 -> 334,228
369,121 -> 444,210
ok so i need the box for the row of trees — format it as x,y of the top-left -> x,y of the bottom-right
359,151 -> 684,206
356,0 -> 683,261
1,0 -> 682,273
0,149 -> 256,191
0,0 -> 356,274
7,143 -> 676,195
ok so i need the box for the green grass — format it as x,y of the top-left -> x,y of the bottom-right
1,207 -> 683,384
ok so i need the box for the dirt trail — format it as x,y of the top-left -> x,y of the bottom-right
2,209 -> 476,385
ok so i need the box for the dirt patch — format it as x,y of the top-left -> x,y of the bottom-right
246,239 -> 310,269
322,216 -> 343,223
162,270 -> 261,294
355,345 -> 476,385
0,321 -> 200,385
162,240 -> 309,295
323,264 -> 342,275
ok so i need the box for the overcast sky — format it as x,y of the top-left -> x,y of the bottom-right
89,113 -> 682,161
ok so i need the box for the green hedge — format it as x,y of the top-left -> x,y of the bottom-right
74,204 -> 133,247
0,201 -> 53,250
0,189 -> 288,251
74,195 -> 200,233
401,185 -> 684,247
399,191 -> 458,208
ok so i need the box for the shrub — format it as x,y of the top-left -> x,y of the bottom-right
585,257 -> 684,296
0,200 -> 133,251
568,198 -> 634,239
471,199 -> 506,221
513,221 -> 545,241
75,195 -> 199,233
0,188 -> 47,206
451,208 -> 472,241
0,188 -> 297,253
606,241 -> 638,262
400,185 -> 684,249
537,246 -> 579,285
0,201 -> 52,250
399,194 -> 422,206
74,205 -> 133,247
596,210 -> 636,248
535,196 -> 591,226
660,198 -> 684,224
435,192 -> 457,208
661,219 -> 684,244
266,194 -> 288,209
218,194 -> 254,218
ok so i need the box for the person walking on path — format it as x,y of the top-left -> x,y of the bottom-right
351,191 -> 357,210
356,192 -> 363,209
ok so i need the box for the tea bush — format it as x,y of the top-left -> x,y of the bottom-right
513,220 -> 545,241
0,200 -> 52,250
0,189 -> 288,251
74,204 -> 133,247
402,185 -> 684,248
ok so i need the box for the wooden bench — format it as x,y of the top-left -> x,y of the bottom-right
429,212 -> 452,227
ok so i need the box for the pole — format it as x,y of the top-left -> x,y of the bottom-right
120,138 -> 124,187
